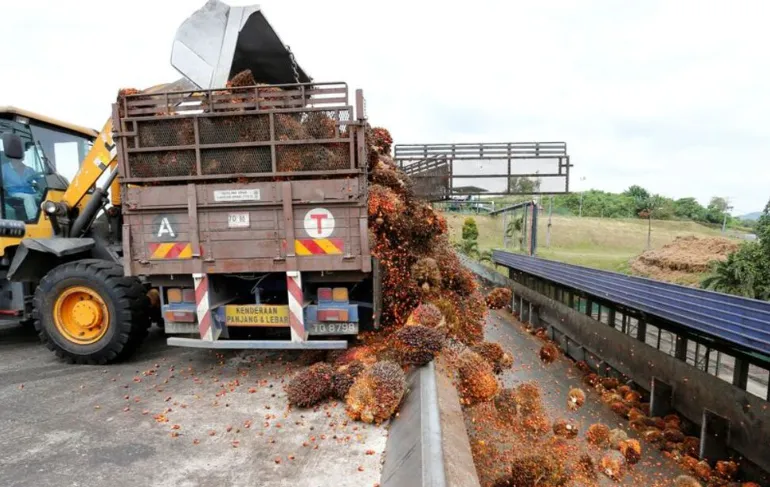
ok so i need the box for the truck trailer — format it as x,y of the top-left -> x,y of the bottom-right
115,82 -> 377,349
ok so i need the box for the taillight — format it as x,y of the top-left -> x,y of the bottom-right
318,287 -> 333,302
167,288 -> 182,303
332,287 -> 348,303
182,289 -> 195,303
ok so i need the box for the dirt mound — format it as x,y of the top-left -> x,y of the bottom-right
630,235 -> 739,285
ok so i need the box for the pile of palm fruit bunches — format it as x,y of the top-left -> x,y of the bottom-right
286,122 -> 507,425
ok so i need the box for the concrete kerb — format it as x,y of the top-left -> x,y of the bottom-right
381,360 -> 481,487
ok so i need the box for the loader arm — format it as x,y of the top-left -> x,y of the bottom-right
59,118 -> 117,211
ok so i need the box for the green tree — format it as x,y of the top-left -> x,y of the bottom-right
673,197 -> 706,221
757,199 -> 770,251
461,217 -> 479,241
508,176 -> 542,194
653,196 -> 676,220
545,187 -> 739,226
624,185 -> 651,215
701,198 -> 770,300
505,215 -> 525,248
635,194 -> 665,249
701,242 -> 770,299
709,196 -> 729,212
705,196 -> 731,225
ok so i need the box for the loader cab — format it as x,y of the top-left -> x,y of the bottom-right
0,107 -> 96,224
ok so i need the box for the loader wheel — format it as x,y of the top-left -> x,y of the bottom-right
33,259 -> 150,364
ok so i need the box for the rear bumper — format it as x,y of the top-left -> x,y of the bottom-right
166,337 -> 348,349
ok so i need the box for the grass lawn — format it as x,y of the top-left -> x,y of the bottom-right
445,213 -> 729,274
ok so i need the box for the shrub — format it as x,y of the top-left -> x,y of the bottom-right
462,217 -> 479,241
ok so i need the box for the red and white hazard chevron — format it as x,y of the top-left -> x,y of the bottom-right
286,271 -> 307,342
194,273 -> 220,341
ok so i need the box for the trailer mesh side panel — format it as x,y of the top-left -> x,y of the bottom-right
116,82 -> 363,182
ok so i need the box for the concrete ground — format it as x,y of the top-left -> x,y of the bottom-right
481,309 -> 688,486
0,323 -> 386,487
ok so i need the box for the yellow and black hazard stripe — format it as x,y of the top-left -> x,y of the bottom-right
149,242 -> 194,259
294,238 -> 344,255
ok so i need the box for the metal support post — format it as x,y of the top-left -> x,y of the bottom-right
529,303 -> 538,326
732,358 -> 749,390
675,335 -> 688,361
650,377 -> 673,417
636,319 -> 647,342
700,410 -> 730,461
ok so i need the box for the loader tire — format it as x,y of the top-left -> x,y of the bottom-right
33,259 -> 150,365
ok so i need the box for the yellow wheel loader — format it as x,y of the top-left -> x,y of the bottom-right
0,0 -> 309,363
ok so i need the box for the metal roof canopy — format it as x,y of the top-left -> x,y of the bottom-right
492,250 -> 770,357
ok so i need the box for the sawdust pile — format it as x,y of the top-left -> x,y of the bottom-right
630,235 -> 739,285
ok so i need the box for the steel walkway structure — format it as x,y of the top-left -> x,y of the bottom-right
492,250 -> 770,399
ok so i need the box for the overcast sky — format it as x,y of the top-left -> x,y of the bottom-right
3,0 -> 768,214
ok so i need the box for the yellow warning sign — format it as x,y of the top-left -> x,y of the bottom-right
224,305 -> 289,327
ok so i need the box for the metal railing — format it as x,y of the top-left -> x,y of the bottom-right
394,142 -> 571,199
493,250 -> 770,401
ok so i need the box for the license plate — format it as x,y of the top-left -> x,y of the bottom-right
307,322 -> 359,335
228,213 -> 250,228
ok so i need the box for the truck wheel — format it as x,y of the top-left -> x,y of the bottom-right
33,259 -> 150,364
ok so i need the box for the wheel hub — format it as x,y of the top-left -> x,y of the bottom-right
72,300 -> 103,330
53,286 -> 110,345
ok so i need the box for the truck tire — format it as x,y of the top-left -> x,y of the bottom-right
33,259 -> 150,364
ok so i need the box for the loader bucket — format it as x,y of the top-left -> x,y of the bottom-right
171,0 -> 310,89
